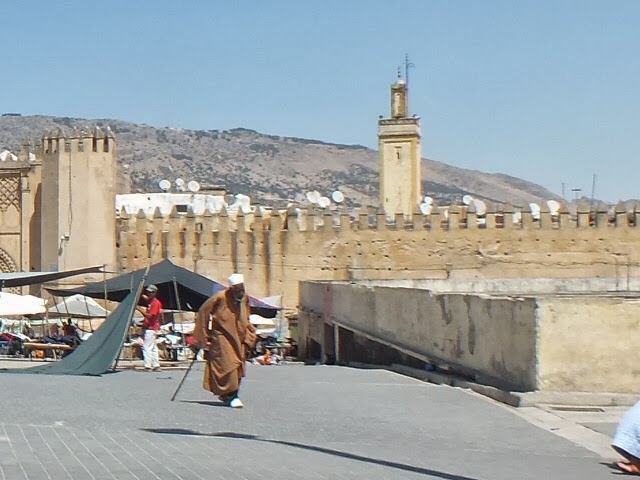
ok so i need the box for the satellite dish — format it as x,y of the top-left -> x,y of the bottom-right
187,180 -> 200,193
306,191 -> 320,204
471,199 -> 487,216
512,210 -> 522,224
294,193 -> 305,203
175,178 -> 185,191
332,191 -> 345,203
419,203 -> 432,215
547,200 -> 560,216
462,195 -> 472,206
318,196 -> 331,208
158,179 -> 171,191
529,203 -> 541,219
424,196 -> 434,205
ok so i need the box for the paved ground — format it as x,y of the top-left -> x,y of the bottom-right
0,361 -> 626,479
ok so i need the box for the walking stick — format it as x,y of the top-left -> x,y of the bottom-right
170,351 -> 199,401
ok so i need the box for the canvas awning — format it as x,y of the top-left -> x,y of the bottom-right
48,294 -> 109,318
0,266 -> 104,288
46,259 -> 280,315
0,292 -> 47,316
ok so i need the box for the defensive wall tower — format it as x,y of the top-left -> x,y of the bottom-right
378,78 -> 422,220
40,128 -> 117,274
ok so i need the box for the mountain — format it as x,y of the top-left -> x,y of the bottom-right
0,114 -> 560,208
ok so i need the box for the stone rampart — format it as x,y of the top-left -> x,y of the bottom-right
116,201 -> 640,312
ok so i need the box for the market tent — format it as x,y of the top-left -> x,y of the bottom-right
48,294 -> 109,318
0,265 -> 103,288
6,285 -> 143,376
0,292 -> 47,316
46,259 -> 280,315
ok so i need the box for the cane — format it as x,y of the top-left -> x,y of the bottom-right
170,350 -> 199,402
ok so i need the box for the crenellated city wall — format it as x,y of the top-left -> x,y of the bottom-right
116,201 -> 640,313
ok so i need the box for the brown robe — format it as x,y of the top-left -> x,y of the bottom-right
193,289 -> 257,396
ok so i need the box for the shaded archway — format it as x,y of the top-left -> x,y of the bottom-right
0,248 -> 19,293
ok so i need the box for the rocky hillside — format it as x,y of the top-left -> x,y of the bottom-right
0,114 -> 560,208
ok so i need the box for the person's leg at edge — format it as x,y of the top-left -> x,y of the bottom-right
613,445 -> 640,474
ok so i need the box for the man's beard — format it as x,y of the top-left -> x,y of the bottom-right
233,292 -> 245,303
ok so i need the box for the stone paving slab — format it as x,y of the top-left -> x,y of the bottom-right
0,364 -> 621,479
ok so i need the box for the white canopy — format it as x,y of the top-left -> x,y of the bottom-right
250,314 -> 275,326
0,292 -> 47,316
48,294 -> 109,318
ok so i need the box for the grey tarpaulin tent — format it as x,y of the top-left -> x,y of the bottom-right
1,281 -> 143,376
46,259 -> 280,316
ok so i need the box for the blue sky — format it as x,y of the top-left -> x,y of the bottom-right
1,1 -> 638,202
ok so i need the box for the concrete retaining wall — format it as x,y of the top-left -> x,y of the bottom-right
299,281 -> 640,393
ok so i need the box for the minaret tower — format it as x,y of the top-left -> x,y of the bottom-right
378,73 -> 422,219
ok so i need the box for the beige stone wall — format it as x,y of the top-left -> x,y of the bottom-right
537,296 -> 640,393
0,166 -> 40,284
40,133 -> 117,278
298,281 -> 640,393
115,205 -> 640,313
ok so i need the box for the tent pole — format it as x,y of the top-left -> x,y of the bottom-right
171,278 -> 183,361
83,294 -> 93,333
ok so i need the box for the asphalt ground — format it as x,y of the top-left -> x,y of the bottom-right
0,362 -> 624,479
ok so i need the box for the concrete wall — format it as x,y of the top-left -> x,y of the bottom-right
299,282 -> 539,391
350,277 -> 640,294
299,281 -> 640,393
537,296 -> 640,393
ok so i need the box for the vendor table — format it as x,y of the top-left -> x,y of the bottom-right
23,342 -> 72,360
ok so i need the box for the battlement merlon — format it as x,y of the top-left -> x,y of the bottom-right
41,127 -> 116,155
116,203 -> 640,233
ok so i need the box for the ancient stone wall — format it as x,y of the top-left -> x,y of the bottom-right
115,201 -> 640,312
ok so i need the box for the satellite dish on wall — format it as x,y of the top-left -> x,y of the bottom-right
294,193 -> 305,203
332,191 -> 345,203
306,191 -> 320,204
512,210 -> 522,224
471,199 -> 487,216
462,195 -> 473,206
424,196 -> 434,205
159,179 -> 171,191
187,180 -> 201,193
419,203 -> 432,215
318,196 -> 331,208
547,200 -> 560,216
175,178 -> 185,191
529,203 -> 541,220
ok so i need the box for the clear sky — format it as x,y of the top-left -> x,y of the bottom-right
1,1 -> 638,202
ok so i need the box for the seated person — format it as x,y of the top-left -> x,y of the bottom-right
612,401 -> 640,474
62,319 -> 79,338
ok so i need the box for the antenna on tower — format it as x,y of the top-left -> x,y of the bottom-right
404,53 -> 415,88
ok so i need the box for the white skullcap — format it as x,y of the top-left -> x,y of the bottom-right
228,273 -> 244,286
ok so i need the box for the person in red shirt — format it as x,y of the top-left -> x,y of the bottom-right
137,284 -> 162,371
